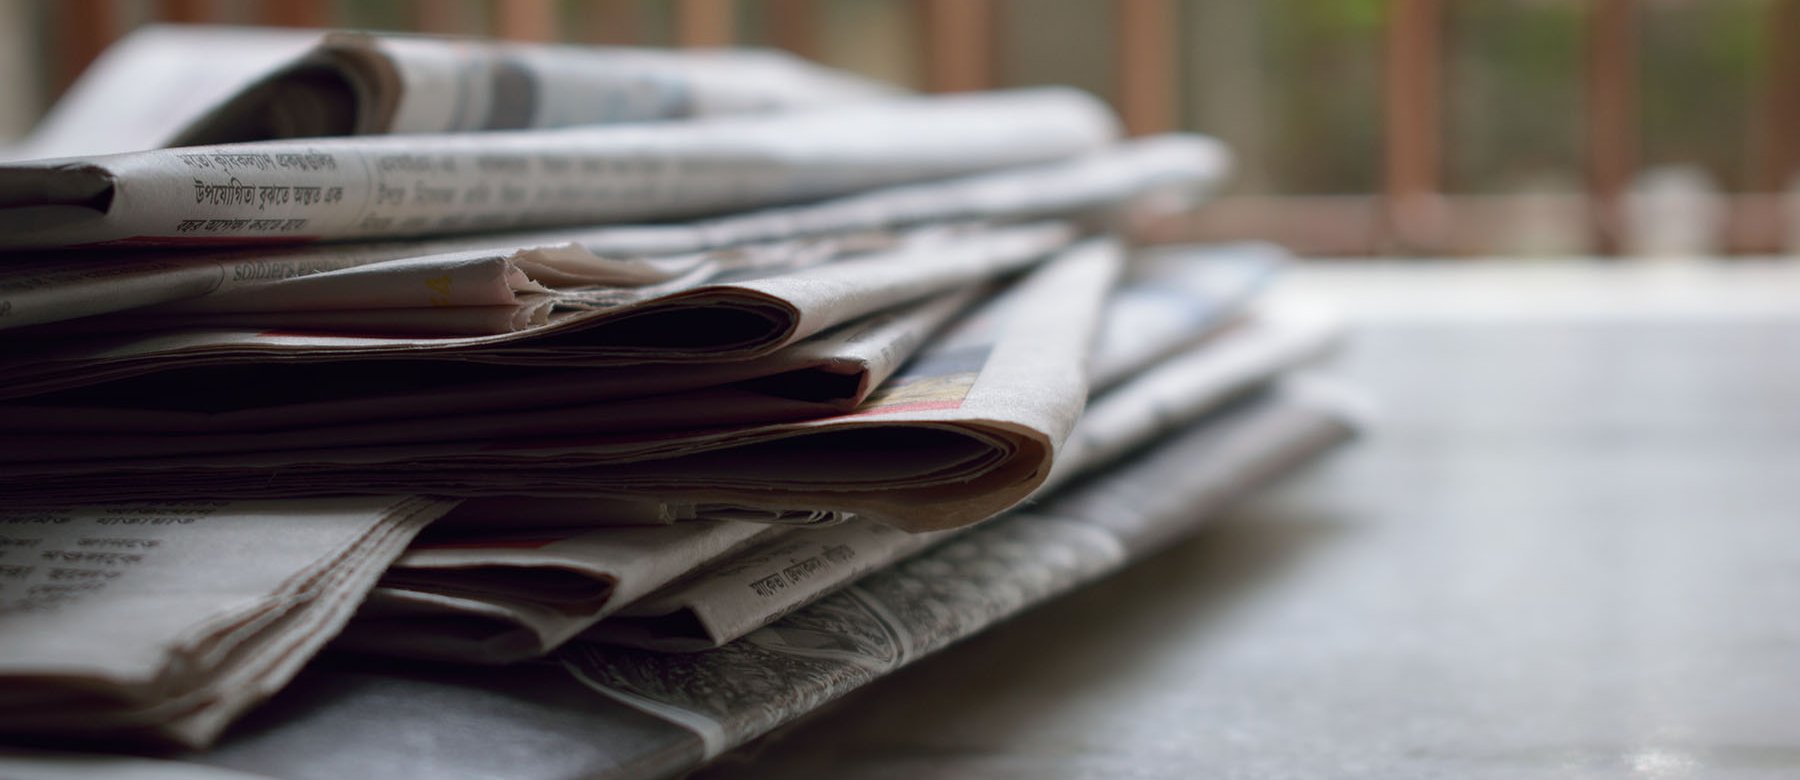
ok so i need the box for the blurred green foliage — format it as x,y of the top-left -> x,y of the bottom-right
1256,0 -> 1385,194
1641,0 -> 1765,190
1446,0 -> 1584,192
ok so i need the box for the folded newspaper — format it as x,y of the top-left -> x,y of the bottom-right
560,378 -> 1364,767
0,377 -> 1363,777
0,222 -> 1054,401
0,497 -> 454,749
578,309 -> 1340,655
0,290 -> 980,447
0,27 -> 1369,776
0,134 -> 1226,334
170,30 -> 897,146
0,240 -> 1120,533
0,239 -> 1262,444
12,26 -> 895,160
334,244 -> 1312,663
0,88 -> 1114,249
0,222 -> 1027,396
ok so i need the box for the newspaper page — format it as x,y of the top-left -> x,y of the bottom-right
1045,304 -> 1344,490
0,221 -> 1069,402
335,520 -> 786,664
0,88 -> 1116,249
0,214 -> 892,334
0,240 -> 1121,534
0,134 -> 1227,332
5,26 -> 322,162
14,223 -> 885,338
26,221 -> 976,341
172,30 -> 897,146
581,305 -> 1343,652
560,378 -> 1364,762
0,496 -> 455,749
14,26 -> 893,159
0,222 -> 1052,452
588,517 -> 941,652
0,290 -> 978,440
434,495 -> 832,531
0,751 -> 274,780
1090,241 -> 1287,390
21,231 -> 1264,344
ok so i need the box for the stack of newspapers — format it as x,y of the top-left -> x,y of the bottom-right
0,27 -> 1364,778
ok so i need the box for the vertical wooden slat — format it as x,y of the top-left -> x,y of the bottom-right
582,0 -> 641,45
1763,0 -> 1800,191
675,0 -> 734,47
1382,0 -> 1445,252
156,0 -> 213,23
495,0 -> 560,42
414,0 -> 482,34
56,0 -> 121,92
1740,0 -> 1800,252
1585,0 -> 1637,256
414,0 -> 460,33
767,0 -> 819,59
261,0 -> 332,28
1115,0 -> 1176,136
920,0 -> 993,93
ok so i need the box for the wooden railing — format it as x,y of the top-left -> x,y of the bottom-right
44,0 -> 1800,256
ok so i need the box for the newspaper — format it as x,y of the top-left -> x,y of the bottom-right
0,134 -> 1226,333
0,221 -> 1066,401
11,26 -> 895,160
334,520 -> 787,664
571,245 -> 1302,651
4,26 -> 322,162
0,240 -> 1121,533
582,304 -> 1342,652
435,495 -> 841,531
1045,303 -> 1343,490
23,222 -> 960,341
328,255 -> 1325,662
562,377 -> 1363,763
587,519 -> 932,654
0,290 -> 977,441
0,227 -> 881,334
303,283 -> 985,667
0,132 -> 1224,338
0,238 -> 1256,439
1091,241 -> 1286,390
0,380 -> 1359,779
0,496 -> 454,749
0,221 -> 1056,452
171,30 -> 896,146
0,87 -> 1116,249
